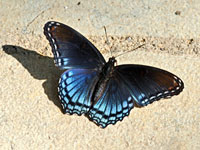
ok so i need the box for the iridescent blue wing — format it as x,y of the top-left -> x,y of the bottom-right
88,75 -> 135,128
44,21 -> 106,69
87,64 -> 184,128
59,69 -> 99,115
116,65 -> 184,107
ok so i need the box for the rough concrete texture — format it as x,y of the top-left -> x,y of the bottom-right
0,0 -> 200,150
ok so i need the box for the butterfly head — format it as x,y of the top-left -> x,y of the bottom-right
101,57 -> 117,77
108,57 -> 117,66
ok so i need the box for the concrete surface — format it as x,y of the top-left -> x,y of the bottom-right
0,0 -> 199,150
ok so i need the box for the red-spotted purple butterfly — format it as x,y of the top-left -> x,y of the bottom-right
44,21 -> 184,128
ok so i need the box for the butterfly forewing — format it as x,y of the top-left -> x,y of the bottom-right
44,21 -> 106,69
116,65 -> 184,106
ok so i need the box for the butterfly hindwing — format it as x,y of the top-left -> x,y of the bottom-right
116,65 -> 184,107
88,74 -> 134,128
59,69 -> 99,115
44,21 -> 106,69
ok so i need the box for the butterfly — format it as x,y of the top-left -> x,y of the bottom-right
43,21 -> 184,128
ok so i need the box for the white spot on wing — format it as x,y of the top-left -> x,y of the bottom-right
164,91 -> 169,94
157,93 -> 162,97
150,96 -> 156,100
52,38 -> 55,43
54,44 -> 57,50
48,33 -> 51,37
56,51 -> 59,57
173,76 -> 177,80
58,78 -> 61,84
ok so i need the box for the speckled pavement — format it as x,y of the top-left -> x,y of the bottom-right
0,1 -> 199,149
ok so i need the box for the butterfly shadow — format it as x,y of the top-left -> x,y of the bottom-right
2,45 -> 63,112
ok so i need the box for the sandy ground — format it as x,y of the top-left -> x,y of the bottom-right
0,0 -> 200,150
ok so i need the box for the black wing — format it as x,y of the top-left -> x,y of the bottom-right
116,65 -> 184,107
44,21 -> 106,69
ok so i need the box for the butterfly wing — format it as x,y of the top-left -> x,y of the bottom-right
59,69 -> 100,115
87,64 -> 184,128
116,65 -> 184,107
44,21 -> 106,69
87,75 -> 135,128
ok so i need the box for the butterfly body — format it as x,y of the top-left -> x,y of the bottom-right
92,57 -> 116,105
44,21 -> 184,128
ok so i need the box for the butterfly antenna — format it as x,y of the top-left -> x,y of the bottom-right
115,44 -> 145,58
103,26 -> 113,57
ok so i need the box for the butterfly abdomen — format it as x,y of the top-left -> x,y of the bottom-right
92,74 -> 109,105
